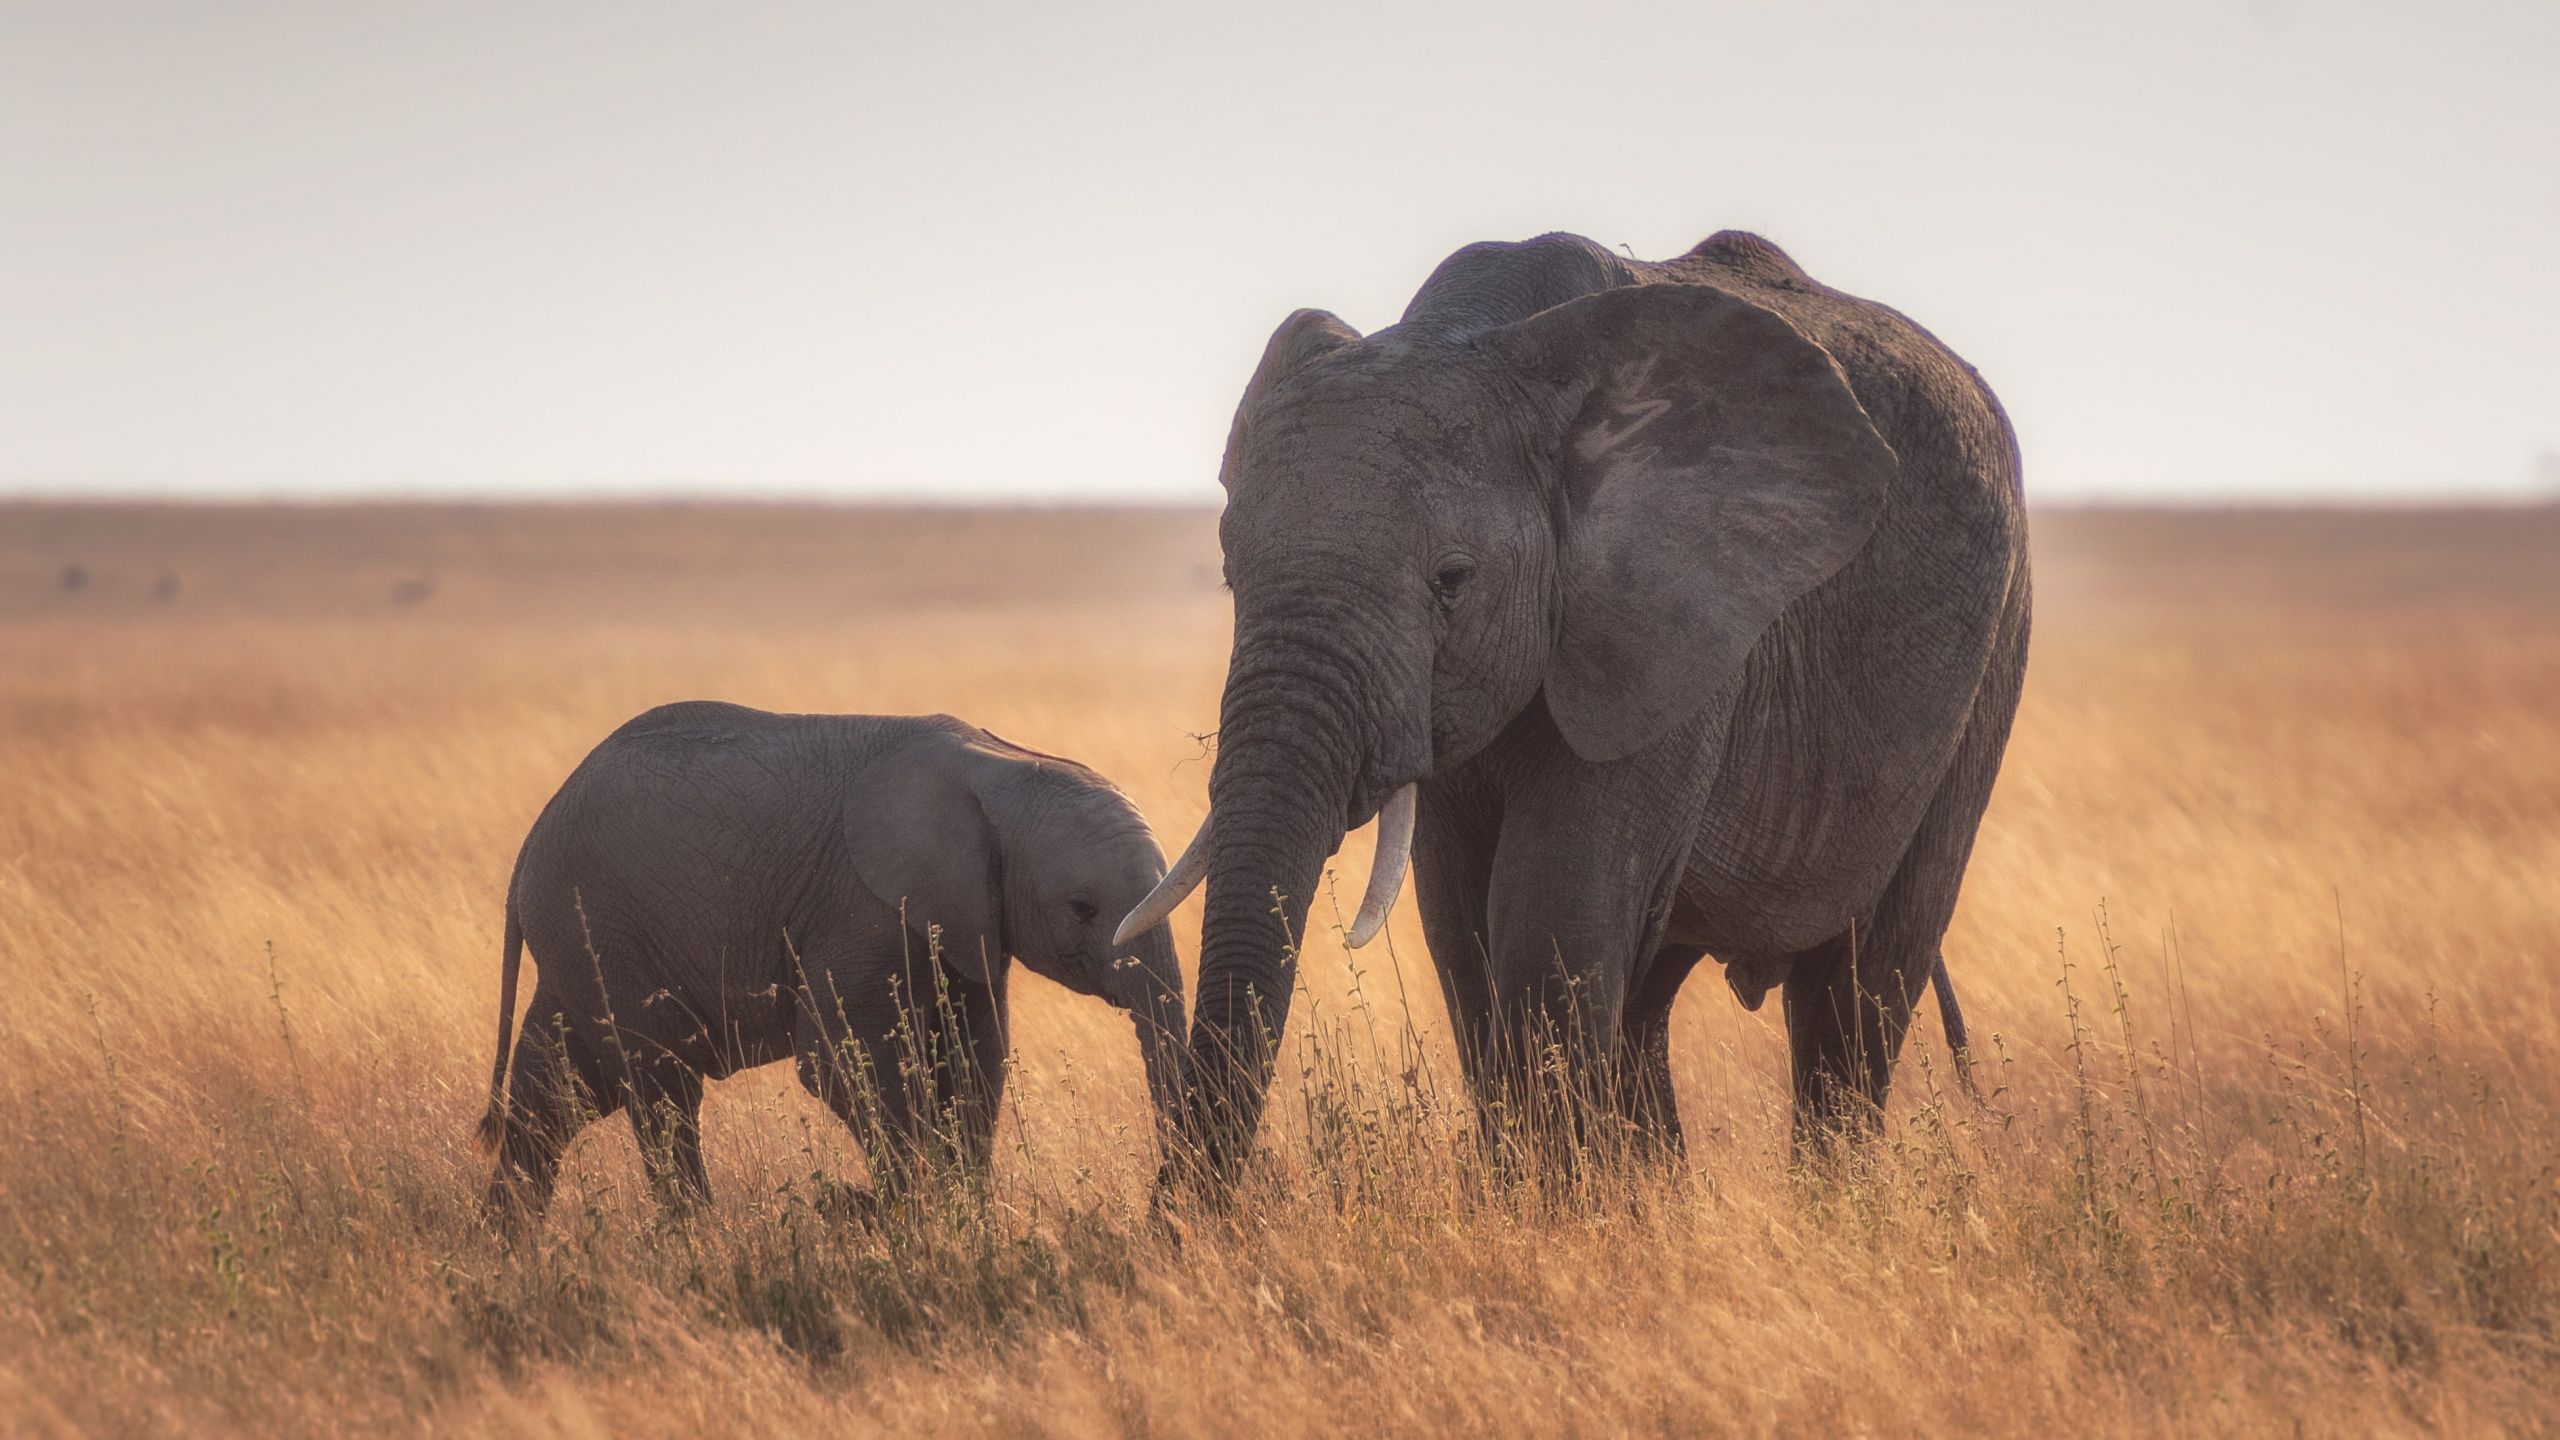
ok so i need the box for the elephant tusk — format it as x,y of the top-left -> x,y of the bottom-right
1345,783 -> 1417,949
1115,814 -> 1212,946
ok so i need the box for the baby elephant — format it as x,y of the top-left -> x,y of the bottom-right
475,703 -> 1190,1218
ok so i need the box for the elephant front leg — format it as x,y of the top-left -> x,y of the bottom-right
1479,782 -> 1692,1169
930,972 -> 1009,1179
1411,775 -> 1503,1113
794,1010 -> 935,1208
625,1057 -> 710,1213
792,959 -> 1004,1207
1608,946 -> 1704,1163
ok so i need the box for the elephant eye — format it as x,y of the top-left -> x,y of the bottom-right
1431,557 -> 1476,604
1068,899 -> 1099,924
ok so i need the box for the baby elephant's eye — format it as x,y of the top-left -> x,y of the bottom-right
1068,899 -> 1099,924
1430,557 -> 1475,605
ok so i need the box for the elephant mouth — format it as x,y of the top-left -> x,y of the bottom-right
1343,772 -> 1417,831
1115,774 -> 1421,955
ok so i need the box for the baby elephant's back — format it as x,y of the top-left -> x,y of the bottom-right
511,703 -> 862,1062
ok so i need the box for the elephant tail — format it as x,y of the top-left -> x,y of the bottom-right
1931,954 -> 1982,1102
475,904 -> 525,1153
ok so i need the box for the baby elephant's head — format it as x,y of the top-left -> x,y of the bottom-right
990,756 -> 1193,1140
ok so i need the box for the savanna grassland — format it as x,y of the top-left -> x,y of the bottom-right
3,501 -> 2557,1437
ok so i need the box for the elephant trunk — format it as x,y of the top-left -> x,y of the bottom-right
1180,631 -> 1376,1180
1114,927 -> 1194,1152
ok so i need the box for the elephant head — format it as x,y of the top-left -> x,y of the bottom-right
875,732 -> 1193,1151
1118,237 -> 1897,1176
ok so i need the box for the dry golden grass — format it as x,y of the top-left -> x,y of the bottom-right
3,501 -> 2556,1436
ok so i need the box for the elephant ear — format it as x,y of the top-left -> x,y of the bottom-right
1483,284 -> 1897,762
1218,308 -> 1361,488
846,739 -> 1005,986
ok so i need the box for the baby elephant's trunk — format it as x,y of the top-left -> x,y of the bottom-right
1115,928 -> 1194,1157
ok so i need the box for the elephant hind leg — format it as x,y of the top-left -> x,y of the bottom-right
1780,923 -> 1936,1151
1780,830 -> 1987,1149
483,987 -> 623,1224
1785,599 -> 2023,1153
626,1058 -> 710,1212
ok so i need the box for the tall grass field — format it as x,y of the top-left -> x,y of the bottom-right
3,502 -> 2555,1435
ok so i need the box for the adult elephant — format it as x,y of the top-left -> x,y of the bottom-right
1122,229 -> 2029,1176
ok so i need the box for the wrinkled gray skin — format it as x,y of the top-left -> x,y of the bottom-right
1173,230 -> 2029,1174
478,703 -> 1189,1218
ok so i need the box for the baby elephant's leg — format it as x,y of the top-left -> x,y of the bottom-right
791,952 -> 1005,1202
789,940 -> 928,1201
934,976 -> 1009,1177
485,985 -> 622,1223
794,1010 -> 938,1202
625,1057 -> 709,1211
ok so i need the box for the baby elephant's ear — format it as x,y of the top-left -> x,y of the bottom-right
1483,283 -> 1896,763
846,750 -> 1004,988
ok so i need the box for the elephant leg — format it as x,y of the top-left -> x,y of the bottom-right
1610,946 -> 1704,1160
1781,794 -> 2006,1150
790,936 -> 987,1201
789,934 -> 903,1195
1781,609 -> 2023,1151
1779,920 -> 1928,1150
1480,770 -> 1690,1166
625,1057 -> 709,1212
930,971 -> 1009,1178
483,983 -> 623,1222
793,1010 -> 925,1202
1412,776 -> 1503,1109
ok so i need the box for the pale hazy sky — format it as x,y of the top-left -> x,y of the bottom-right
3,1 -> 2554,501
